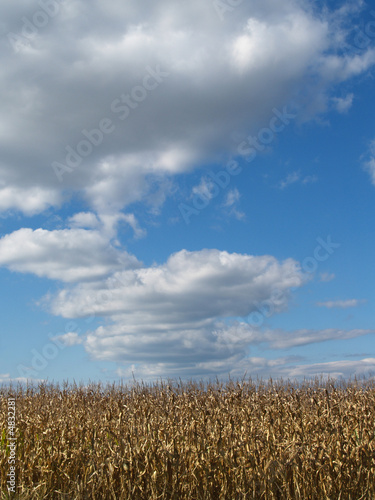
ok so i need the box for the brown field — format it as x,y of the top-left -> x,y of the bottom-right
1,377 -> 375,499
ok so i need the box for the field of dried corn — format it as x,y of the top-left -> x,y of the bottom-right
1,377 -> 375,499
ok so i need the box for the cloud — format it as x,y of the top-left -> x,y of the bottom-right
0,373 -> 40,385
320,272 -> 335,282
214,324 -> 373,350
0,185 -> 63,216
43,249 -> 306,374
68,212 -> 101,230
316,299 -> 367,309
51,332 -> 83,347
263,327 -> 372,349
222,188 -> 245,220
364,139 -> 375,186
284,358 -> 375,380
365,158 -> 375,185
114,356 -> 375,382
0,228 -> 140,282
332,93 -> 354,113
114,355 -> 303,382
278,171 -> 318,190
119,214 -> 147,240
192,178 -> 217,202
98,323 -> 372,380
223,188 -> 241,207
302,175 -> 318,185
279,171 -> 301,189
0,0 -> 373,217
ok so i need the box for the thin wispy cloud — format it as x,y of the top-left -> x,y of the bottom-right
52,332 -> 84,347
320,272 -> 335,282
192,178 -> 217,201
223,188 -> 241,208
364,139 -> 375,186
222,188 -> 245,220
279,171 -> 301,189
317,299 -> 367,309
332,93 -> 354,113
278,171 -> 318,190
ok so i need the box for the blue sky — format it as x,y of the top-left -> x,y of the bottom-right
0,0 -> 374,384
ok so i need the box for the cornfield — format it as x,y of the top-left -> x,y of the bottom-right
1,377 -> 375,499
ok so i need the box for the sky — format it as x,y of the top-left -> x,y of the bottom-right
0,0 -> 374,385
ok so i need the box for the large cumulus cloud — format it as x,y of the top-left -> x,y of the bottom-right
48,248 -> 306,373
0,0 -> 374,215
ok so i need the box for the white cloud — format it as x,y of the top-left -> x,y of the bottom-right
317,50 -> 375,85
366,158 -> 375,185
50,249 -> 305,319
332,93 -> 354,113
231,12 -> 327,73
114,355 -> 375,383
213,354 -> 375,382
222,188 -> 245,220
223,188 -> 240,207
213,324 -> 373,350
84,322 -> 372,380
364,139 -> 375,186
279,171 -> 301,189
68,212 -> 100,230
119,213 -> 147,239
0,228 -> 140,282
41,249 -> 306,375
68,211 -> 145,239
320,272 -> 335,282
192,178 -> 217,201
284,358 -> 375,380
0,1 -> 373,217
302,175 -> 318,185
0,185 -> 63,216
262,327 -> 372,349
278,171 -> 317,190
51,332 -> 83,347
316,299 -> 367,309
0,373 -> 40,385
